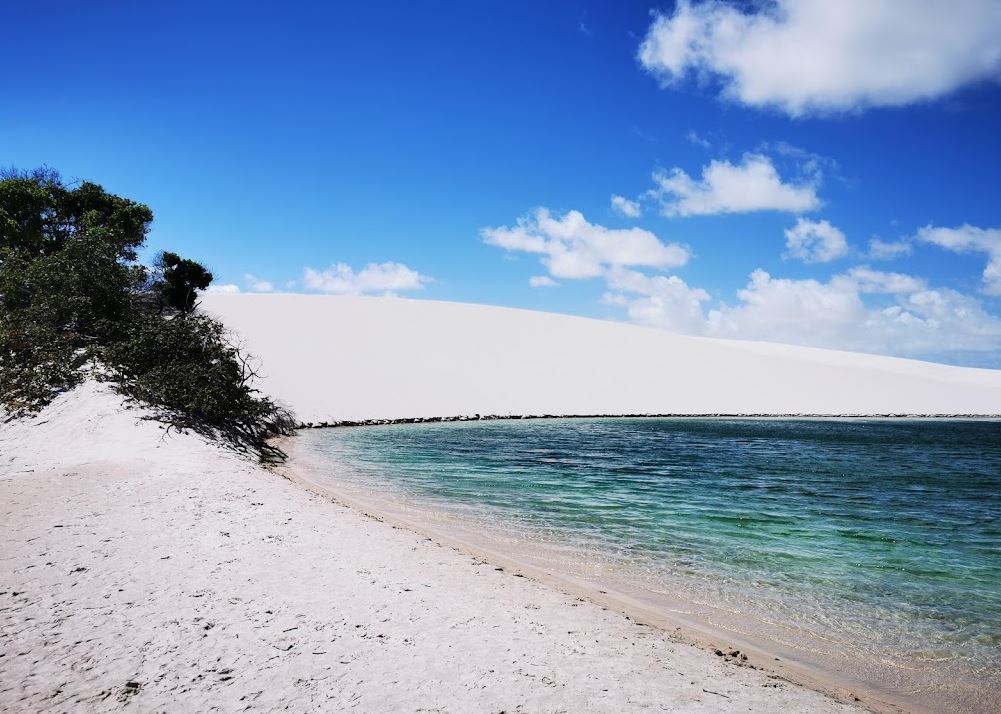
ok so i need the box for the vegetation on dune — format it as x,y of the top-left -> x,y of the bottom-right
0,167 -> 295,461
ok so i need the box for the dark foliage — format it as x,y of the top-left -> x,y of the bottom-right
0,168 -> 295,461
106,314 -> 295,462
0,167 -> 151,344
0,319 -> 84,416
153,251 -> 214,314
0,167 -> 150,261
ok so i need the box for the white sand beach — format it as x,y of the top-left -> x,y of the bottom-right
5,297 -> 999,712
203,294 -> 1001,422
0,382 -> 864,712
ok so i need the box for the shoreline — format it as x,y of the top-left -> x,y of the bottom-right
2,382 -> 864,713
279,436 -> 922,714
294,412 -> 1001,429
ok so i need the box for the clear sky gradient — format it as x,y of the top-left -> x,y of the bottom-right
4,1 -> 1001,366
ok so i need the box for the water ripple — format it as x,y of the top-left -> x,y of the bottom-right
302,418 -> 1001,712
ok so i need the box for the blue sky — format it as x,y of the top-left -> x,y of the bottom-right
4,1 -> 1001,366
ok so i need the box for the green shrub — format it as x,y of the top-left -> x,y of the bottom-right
152,251 -> 214,315
0,319 -> 84,417
0,167 -> 297,461
105,314 -> 295,461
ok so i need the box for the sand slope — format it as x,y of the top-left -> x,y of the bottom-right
0,384 -> 858,712
203,293 -> 1001,422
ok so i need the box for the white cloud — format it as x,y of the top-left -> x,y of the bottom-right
603,267 -> 711,334
638,0 -> 1001,116
604,265 -> 1001,359
784,218 -> 848,263
706,270 -> 869,348
915,224 -> 1001,295
244,273 -> 274,293
207,283 -> 240,294
483,210 -> 1001,361
650,154 -> 820,216
302,262 -> 430,296
842,267 -> 925,295
711,270 -> 1001,356
685,130 -> 712,149
482,208 -> 690,279
610,194 -> 642,218
868,238 -> 912,261
761,141 -> 837,185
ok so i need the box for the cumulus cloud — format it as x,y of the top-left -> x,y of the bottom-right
244,274 -> 274,292
302,262 -> 430,295
649,154 -> 820,216
784,218 -> 848,263
713,271 -> 1001,356
482,208 -> 690,279
915,224 -> 1001,295
604,265 -> 1001,359
207,283 -> 241,294
706,270 -> 869,348
842,267 -> 925,295
867,238 -> 912,261
603,267 -> 711,334
529,275 -> 560,288
637,0 -> 1001,116
483,210 -> 1001,361
610,195 -> 642,218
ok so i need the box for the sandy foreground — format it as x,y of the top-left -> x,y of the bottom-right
0,382 -> 861,713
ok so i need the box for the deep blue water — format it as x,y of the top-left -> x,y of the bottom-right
300,418 -> 1001,711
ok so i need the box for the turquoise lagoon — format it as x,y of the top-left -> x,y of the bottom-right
299,418 -> 1001,712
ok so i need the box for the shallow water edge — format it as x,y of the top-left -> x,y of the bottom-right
277,435 -> 927,714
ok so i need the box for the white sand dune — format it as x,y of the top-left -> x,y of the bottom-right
0,383 -> 858,712
204,293 -> 1001,422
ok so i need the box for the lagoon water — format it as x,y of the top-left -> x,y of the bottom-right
300,418 -> 1001,712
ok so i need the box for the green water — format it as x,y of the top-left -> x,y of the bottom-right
301,418 -> 1001,712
